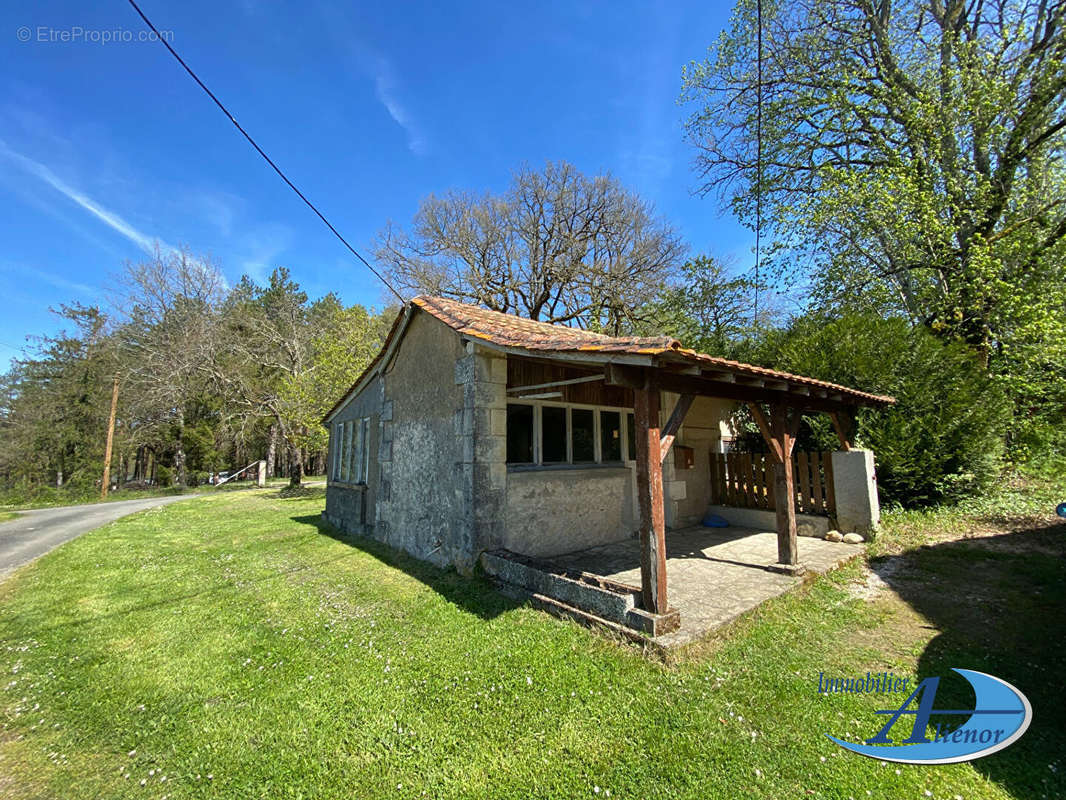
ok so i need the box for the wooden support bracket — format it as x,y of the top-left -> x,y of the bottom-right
659,394 -> 694,461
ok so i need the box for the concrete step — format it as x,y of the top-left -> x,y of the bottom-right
481,549 -> 681,637
481,549 -> 637,626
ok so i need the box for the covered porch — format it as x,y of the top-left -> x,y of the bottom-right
550,524 -> 859,647
602,359 -> 893,627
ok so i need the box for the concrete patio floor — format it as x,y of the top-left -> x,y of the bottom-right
550,526 -> 862,648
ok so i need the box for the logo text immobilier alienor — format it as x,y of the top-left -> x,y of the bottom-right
819,668 -> 1032,764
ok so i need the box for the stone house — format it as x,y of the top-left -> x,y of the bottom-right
323,296 -> 893,637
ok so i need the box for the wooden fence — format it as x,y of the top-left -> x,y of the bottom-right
709,451 -> 836,516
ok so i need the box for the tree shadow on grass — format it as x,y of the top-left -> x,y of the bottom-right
289,513 -> 520,622
873,521 -> 1066,799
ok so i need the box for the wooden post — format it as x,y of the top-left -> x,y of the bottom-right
634,371 -> 667,614
770,403 -> 798,566
101,375 -> 119,499
749,402 -> 803,568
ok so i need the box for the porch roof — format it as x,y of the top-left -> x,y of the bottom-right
411,296 -> 895,409
323,295 -> 894,424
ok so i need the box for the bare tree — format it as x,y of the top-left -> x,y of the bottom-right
113,247 -> 226,486
376,161 -> 687,333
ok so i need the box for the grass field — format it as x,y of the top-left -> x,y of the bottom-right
0,484 -> 1062,799
0,476 -> 326,512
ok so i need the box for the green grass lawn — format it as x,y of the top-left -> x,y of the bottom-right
0,487 -> 1062,799
0,475 -> 325,511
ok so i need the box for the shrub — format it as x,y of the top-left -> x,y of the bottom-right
155,465 -> 174,488
767,314 -> 1008,507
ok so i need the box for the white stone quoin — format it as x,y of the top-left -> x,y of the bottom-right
830,449 -> 880,535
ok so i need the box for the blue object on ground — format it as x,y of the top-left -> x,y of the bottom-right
701,513 -> 730,528
1057,502 -> 1066,518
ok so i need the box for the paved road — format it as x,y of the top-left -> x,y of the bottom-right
0,495 -> 196,579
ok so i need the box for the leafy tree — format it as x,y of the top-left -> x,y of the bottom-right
278,299 -> 392,468
682,0 -> 1066,366
638,255 -> 780,358
376,161 -> 687,333
0,305 -> 113,490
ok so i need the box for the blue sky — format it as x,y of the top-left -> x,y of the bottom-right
0,0 -> 749,366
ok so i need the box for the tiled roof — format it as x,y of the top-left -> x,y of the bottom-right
323,295 -> 894,422
412,295 -> 896,406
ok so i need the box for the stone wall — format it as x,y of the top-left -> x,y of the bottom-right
502,466 -> 635,557
324,373 -> 382,537
660,394 -> 734,528
454,344 -> 508,572
370,311 -> 467,568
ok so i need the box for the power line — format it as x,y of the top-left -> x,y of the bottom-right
125,0 -> 406,304
754,0 -> 763,330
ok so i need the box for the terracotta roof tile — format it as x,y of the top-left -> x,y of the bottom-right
412,295 -> 895,406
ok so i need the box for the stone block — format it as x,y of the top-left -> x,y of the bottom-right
831,449 -> 880,535
489,407 -> 507,438
843,532 -> 865,544
475,435 -> 505,464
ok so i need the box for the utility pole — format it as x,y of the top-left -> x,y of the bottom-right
101,375 -> 119,499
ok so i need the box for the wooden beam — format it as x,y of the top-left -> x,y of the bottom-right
829,411 -> 854,451
507,374 -> 604,394
747,402 -> 783,463
603,362 -> 644,389
634,371 -> 667,614
659,394 -> 695,461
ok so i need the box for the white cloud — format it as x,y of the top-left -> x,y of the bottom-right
0,139 -> 177,257
234,222 -> 294,284
372,58 -> 428,156
14,263 -> 99,297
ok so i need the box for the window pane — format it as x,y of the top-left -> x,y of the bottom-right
353,420 -> 364,482
542,406 -> 568,463
572,409 -> 595,463
341,422 -> 352,481
626,413 -> 636,461
600,411 -> 622,462
506,404 -> 534,463
362,418 -> 371,483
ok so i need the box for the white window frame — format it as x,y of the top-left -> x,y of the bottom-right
507,399 -> 631,468
332,417 -> 372,485
330,424 -> 341,480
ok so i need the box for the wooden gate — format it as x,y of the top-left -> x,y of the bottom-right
709,451 -> 836,516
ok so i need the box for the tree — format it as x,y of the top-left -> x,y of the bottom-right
682,0 -> 1066,365
277,299 -> 392,471
0,305 -> 113,490
638,255 -> 781,358
763,313 -> 1009,505
375,161 -> 687,333
114,248 -> 226,486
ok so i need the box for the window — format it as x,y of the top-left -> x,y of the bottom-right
571,409 -> 595,463
506,404 -> 534,463
601,410 -> 622,462
506,403 -> 630,467
332,417 -> 371,484
541,406 -> 568,463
